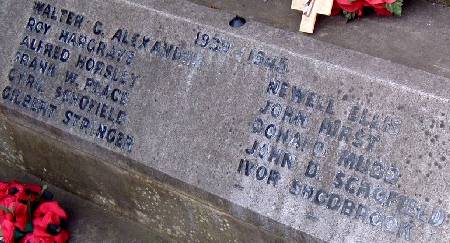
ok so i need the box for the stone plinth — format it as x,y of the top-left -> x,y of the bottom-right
1,0 -> 449,242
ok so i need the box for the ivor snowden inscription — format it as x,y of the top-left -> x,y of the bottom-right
239,79 -> 445,241
1,1 -> 449,242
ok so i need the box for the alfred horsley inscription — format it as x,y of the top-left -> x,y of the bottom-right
0,1 -> 139,153
21,0 -> 201,153
4,0 -> 207,154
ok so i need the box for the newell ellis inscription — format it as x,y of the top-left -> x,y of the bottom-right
238,76 -> 445,241
1,1 -> 449,242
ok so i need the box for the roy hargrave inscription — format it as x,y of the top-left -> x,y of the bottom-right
1,1 -> 448,242
1,1 -> 204,153
237,74 -> 447,240
3,1 -> 136,152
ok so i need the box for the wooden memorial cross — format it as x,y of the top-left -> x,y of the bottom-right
291,0 -> 333,33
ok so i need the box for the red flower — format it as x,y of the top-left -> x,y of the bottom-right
0,196 -> 29,243
0,181 -> 42,202
33,202 -> 68,236
332,0 -> 400,17
19,230 -> 70,243
1,219 -> 15,243
0,196 -> 29,231
11,181 -> 42,202
364,0 -> 397,16
0,182 -> 69,243
17,201 -> 71,243
371,3 -> 393,16
333,0 -> 365,16
0,182 -> 9,199
365,0 -> 396,3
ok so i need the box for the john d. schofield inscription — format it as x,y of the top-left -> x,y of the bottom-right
240,75 -> 446,241
0,0 -> 449,242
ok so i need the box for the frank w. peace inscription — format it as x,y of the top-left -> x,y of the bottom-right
1,0 -> 449,242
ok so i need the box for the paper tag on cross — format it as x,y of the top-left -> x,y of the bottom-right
291,0 -> 333,34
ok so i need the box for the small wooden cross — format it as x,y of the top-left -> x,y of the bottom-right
291,0 -> 333,33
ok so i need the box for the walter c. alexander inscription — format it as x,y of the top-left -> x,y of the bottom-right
2,1 -> 206,153
1,0 -> 449,242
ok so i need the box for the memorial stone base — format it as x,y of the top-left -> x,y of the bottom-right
1,0 -> 450,242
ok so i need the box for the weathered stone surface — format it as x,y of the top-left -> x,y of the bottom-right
0,116 -> 298,242
428,0 -> 450,6
0,162 -> 172,243
189,0 -> 450,81
1,0 -> 450,242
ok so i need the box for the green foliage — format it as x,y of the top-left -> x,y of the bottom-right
14,229 -> 25,240
386,0 -> 403,16
0,205 -> 11,214
343,11 -> 357,21
14,222 -> 33,241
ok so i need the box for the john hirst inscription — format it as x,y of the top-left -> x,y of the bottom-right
1,1 -> 448,242
237,73 -> 446,240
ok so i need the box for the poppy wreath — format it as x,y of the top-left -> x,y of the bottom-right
332,0 -> 403,20
0,181 -> 69,243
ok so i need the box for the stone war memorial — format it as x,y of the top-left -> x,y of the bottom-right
0,0 -> 450,242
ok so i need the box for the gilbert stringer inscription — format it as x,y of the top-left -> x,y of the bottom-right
0,1 -> 449,242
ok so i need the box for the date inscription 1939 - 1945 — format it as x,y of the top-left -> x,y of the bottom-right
1,1 -> 448,242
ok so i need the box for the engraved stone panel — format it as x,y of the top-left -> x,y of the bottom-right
1,0 -> 449,242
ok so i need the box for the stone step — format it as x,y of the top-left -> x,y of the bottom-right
1,0 -> 450,242
0,115 -> 308,242
188,0 -> 450,80
0,163 -> 171,243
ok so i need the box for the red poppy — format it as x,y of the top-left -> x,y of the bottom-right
371,3 -> 393,16
365,0 -> 396,4
364,0 -> 397,16
0,181 -> 69,243
332,0 -> 400,17
19,230 -> 70,243
0,181 -> 42,202
33,202 -> 68,234
1,219 -> 15,243
333,0 -> 365,16
0,196 -> 29,243
10,181 -> 42,202
0,196 -> 29,231
0,182 -> 9,199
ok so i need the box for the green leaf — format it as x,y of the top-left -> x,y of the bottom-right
386,0 -> 403,16
343,11 -> 357,21
0,206 -> 11,214
14,229 -> 25,240
25,222 -> 33,233
14,223 -> 33,241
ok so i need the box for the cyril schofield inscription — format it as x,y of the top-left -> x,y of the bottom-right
1,1 -> 449,242
4,2 -> 204,153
